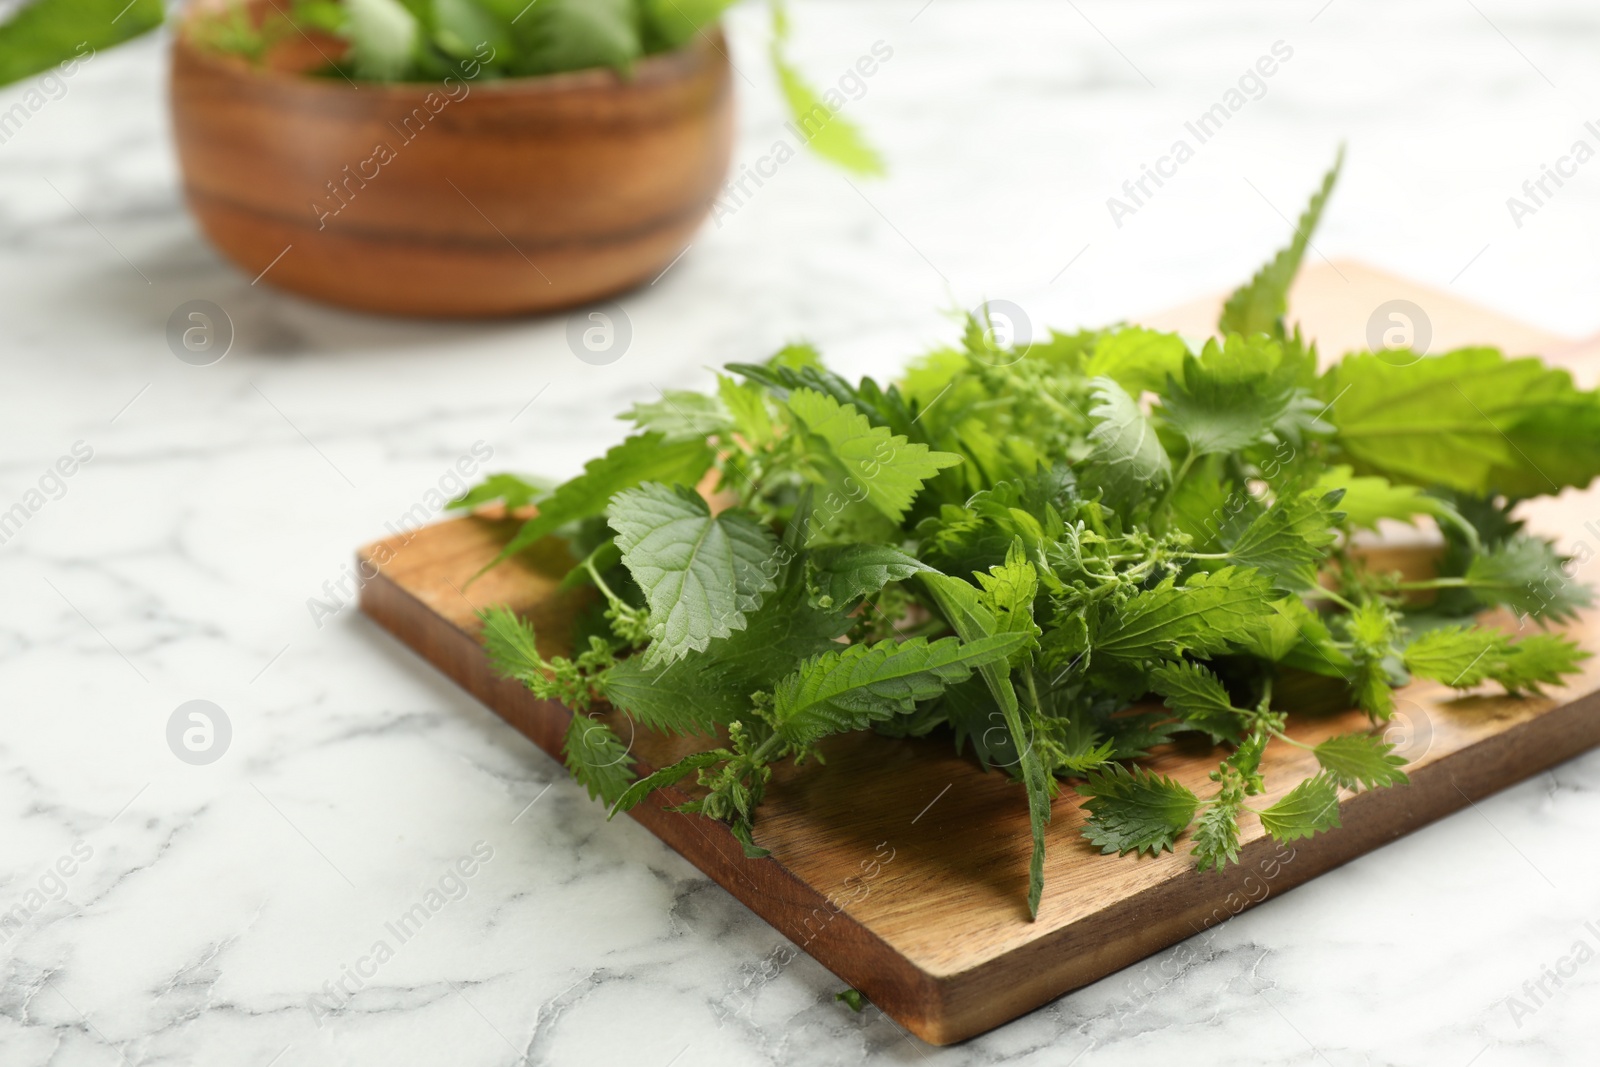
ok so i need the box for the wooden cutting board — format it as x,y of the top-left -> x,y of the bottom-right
358,262 -> 1600,1045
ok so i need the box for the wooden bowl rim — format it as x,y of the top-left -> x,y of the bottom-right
170,8 -> 727,100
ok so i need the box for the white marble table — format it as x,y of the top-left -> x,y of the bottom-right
4,1 -> 1600,1064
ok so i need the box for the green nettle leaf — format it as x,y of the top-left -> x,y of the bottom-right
344,0 -> 420,80
1313,733 -> 1410,790
700,579 -> 855,689
1238,595 -> 1351,676
1077,765 -> 1200,857
1345,599 -> 1400,720
938,675 -> 1011,767
1403,625 -> 1509,688
608,750 -> 726,816
432,0 -> 512,61
1160,341 -> 1296,456
1149,661 -> 1248,744
974,542 -> 1042,658
476,432 -> 716,577
770,51 -> 883,175
620,391 -> 733,443
1237,598 -> 1302,663
786,388 -> 962,524
1081,377 -> 1171,513
1404,626 -> 1588,695
1226,489 -> 1344,590
1482,388 -> 1600,497
1084,328 -> 1188,397
1258,773 -> 1342,843
1191,799 -> 1243,872
771,633 -> 1029,747
597,656 -> 748,735
602,569 -> 855,736
480,604 -> 545,684
921,572 -> 1053,918
1323,347 -> 1600,497
1312,465 -> 1454,532
835,988 -> 868,1012
563,714 -> 635,806
514,0 -> 639,75
1228,732 -> 1269,786
718,374 -> 777,447
641,0 -> 736,47
769,6 -> 883,176
1167,454 -> 1232,553
608,483 -> 778,667
1493,633 -> 1589,694
1095,567 -> 1276,665
0,0 -> 162,89
1219,147 -> 1343,338
808,544 -> 931,608
449,473 -> 547,511
914,471 -> 1070,580
725,346 -> 843,406
1465,535 -> 1591,622
728,821 -> 770,859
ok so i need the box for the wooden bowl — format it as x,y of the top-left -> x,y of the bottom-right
168,9 -> 733,317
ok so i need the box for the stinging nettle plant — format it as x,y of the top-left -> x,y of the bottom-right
464,150 -> 1600,918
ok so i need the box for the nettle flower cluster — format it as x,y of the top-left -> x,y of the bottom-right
463,154 -> 1600,916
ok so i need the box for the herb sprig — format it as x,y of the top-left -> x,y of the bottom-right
465,152 -> 1598,917
0,0 -> 161,89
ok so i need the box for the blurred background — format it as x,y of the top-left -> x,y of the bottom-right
3,1 -> 1599,1064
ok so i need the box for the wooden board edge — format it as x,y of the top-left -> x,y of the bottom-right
922,682 -> 1600,1042
355,551 -> 966,1043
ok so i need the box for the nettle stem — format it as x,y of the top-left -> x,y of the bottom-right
1315,587 -> 1359,612
1270,727 -> 1314,752
1023,666 -> 1045,719
584,555 -> 627,608
750,730 -> 788,766
1394,577 -> 1471,590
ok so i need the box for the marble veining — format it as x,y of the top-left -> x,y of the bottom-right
4,0 -> 1600,1063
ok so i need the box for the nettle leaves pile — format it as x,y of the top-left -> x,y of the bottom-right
465,156 -> 1599,917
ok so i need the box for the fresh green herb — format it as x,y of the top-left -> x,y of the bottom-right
608,482 -> 780,666
471,152 -> 1597,917
1320,347 -> 1600,497
1219,146 -> 1342,338
0,0 -> 162,89
767,1 -> 882,175
834,988 -> 867,1012
481,606 -> 635,804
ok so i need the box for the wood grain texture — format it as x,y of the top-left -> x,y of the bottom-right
357,263 -> 1600,1044
168,4 -> 732,317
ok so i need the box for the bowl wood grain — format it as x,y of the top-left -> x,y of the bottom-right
169,10 -> 733,317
